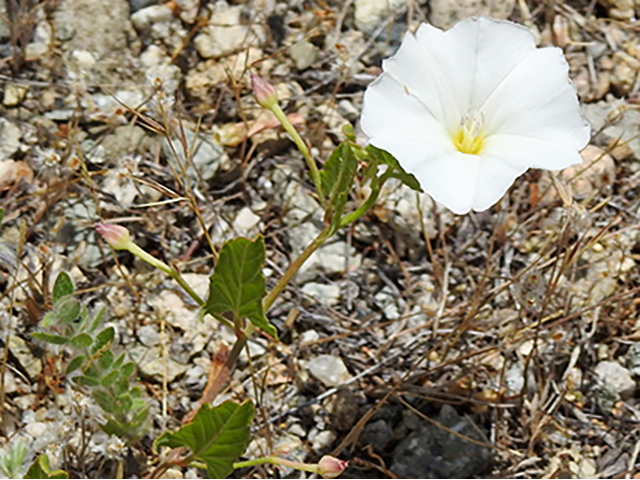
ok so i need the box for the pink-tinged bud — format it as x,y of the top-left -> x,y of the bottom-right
317,456 -> 348,479
250,73 -> 278,109
95,222 -> 132,250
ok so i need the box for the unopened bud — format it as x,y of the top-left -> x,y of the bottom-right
317,456 -> 348,479
95,222 -> 132,250
250,73 -> 278,109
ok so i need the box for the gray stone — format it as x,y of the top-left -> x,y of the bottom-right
162,129 -> 226,182
594,360 -> 636,399
289,41 -> 317,70
391,405 -> 492,478
354,0 -> 405,34
53,0 -> 140,80
583,100 -> 640,160
0,118 -> 22,160
308,354 -> 352,388
361,419 -> 392,451
301,282 -> 341,306
129,345 -> 188,382
194,3 -> 265,58
429,0 -> 515,29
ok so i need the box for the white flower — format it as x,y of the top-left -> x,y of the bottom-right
361,16 -> 590,215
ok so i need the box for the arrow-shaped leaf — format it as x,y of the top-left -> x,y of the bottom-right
154,400 -> 254,479
24,454 -> 68,479
204,236 -> 277,339
366,145 -> 423,192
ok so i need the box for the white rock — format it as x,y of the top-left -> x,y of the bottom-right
131,5 -> 174,30
174,0 -> 199,23
232,207 -> 261,237
595,360 -> 636,399
3,84 -> 28,107
301,282 -> 341,306
429,0 -> 515,29
289,41 -> 317,70
299,329 -> 320,343
129,345 -> 188,382
25,421 -> 48,438
308,354 -> 352,387
163,129 -> 226,182
137,324 -> 160,347
0,118 -> 22,159
194,3 -> 264,58
354,0 -> 404,34
310,429 -> 336,451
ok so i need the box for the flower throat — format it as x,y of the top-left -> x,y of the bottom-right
452,109 -> 485,155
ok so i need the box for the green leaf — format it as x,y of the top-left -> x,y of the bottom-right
0,208 -> 4,225
321,141 -> 358,206
24,454 -> 68,479
120,362 -> 135,378
112,352 -> 125,370
77,375 -> 100,387
66,355 -> 86,374
32,332 -> 68,345
100,370 -> 120,387
91,327 -> 115,354
154,400 -> 254,479
366,145 -> 423,192
52,272 -> 74,303
204,237 -> 277,339
55,299 -> 80,324
98,350 -> 114,370
88,307 -> 106,334
70,333 -> 93,348
92,389 -> 116,414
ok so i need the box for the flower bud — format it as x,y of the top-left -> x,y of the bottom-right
95,222 -> 132,250
250,73 -> 278,109
317,456 -> 348,478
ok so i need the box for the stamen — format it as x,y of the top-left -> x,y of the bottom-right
452,108 -> 485,155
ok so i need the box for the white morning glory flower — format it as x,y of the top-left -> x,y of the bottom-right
361,16 -> 591,215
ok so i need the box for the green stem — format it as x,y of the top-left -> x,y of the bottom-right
338,171 -> 393,229
127,243 -> 204,307
232,456 -> 319,474
271,104 -> 325,203
263,226 -> 334,312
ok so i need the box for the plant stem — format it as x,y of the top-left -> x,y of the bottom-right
338,170 -> 393,228
271,104 -> 325,203
232,456 -> 319,474
202,226 -> 334,402
126,243 -> 205,307
263,226 -> 333,312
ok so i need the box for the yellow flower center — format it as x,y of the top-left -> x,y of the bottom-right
452,109 -> 485,155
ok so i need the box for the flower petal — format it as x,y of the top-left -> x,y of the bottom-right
414,17 -> 537,119
410,152 -> 526,214
483,134 -> 584,170
382,27 -> 461,128
361,73 -> 454,170
482,48 -> 590,150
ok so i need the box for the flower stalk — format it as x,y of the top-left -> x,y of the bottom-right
231,455 -> 348,478
250,73 -> 325,204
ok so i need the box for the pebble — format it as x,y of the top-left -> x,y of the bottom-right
128,345 -> 188,382
308,354 -> 352,387
599,0 -> 635,20
354,0 -> 404,34
130,4 -> 174,30
301,282 -> 341,306
162,129 -> 226,182
289,41 -> 317,70
137,324 -> 160,347
0,118 -> 22,159
231,207 -> 262,237
594,360 -> 636,400
310,429 -> 336,452
391,404 -> 491,478
429,0 -> 515,29
9,335 -> 41,379
194,3 -> 264,58
3,84 -> 28,107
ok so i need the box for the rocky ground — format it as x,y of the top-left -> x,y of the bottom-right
2,0 -> 640,478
